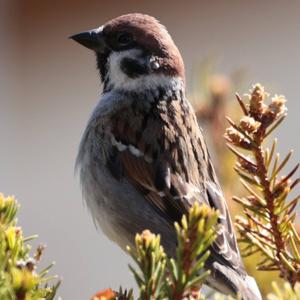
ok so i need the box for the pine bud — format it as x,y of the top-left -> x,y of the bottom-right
248,83 -> 268,119
239,116 -> 261,133
225,127 -> 252,149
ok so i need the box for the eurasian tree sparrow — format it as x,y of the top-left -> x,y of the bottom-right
71,13 -> 261,300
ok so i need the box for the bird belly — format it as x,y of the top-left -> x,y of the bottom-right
79,154 -> 176,254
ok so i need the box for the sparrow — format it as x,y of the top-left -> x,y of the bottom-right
71,13 -> 262,299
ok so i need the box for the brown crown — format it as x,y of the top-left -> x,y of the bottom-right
103,13 -> 185,80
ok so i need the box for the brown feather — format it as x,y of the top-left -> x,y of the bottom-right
105,95 -> 246,275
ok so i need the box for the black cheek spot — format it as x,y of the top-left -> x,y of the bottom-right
120,57 -> 149,78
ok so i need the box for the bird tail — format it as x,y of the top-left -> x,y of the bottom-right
206,262 -> 262,300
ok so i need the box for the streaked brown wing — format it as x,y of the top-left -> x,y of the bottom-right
106,98 -> 207,223
105,97 -> 244,272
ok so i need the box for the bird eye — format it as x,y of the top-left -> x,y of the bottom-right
117,32 -> 133,46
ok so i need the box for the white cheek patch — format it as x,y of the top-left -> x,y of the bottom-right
105,49 -> 184,93
106,49 -> 145,90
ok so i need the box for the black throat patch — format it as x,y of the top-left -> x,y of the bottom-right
96,52 -> 109,83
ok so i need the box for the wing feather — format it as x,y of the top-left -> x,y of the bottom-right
104,96 -> 245,274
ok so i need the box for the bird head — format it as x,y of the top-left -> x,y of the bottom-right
70,13 -> 185,94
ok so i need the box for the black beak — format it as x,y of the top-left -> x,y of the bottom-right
69,27 -> 106,52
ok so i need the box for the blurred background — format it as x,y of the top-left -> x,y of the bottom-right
1,0 -> 300,298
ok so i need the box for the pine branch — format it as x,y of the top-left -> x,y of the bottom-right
267,282 -> 300,300
0,193 -> 60,300
92,203 -> 218,300
127,230 -> 167,300
167,203 -> 218,300
225,84 -> 300,285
